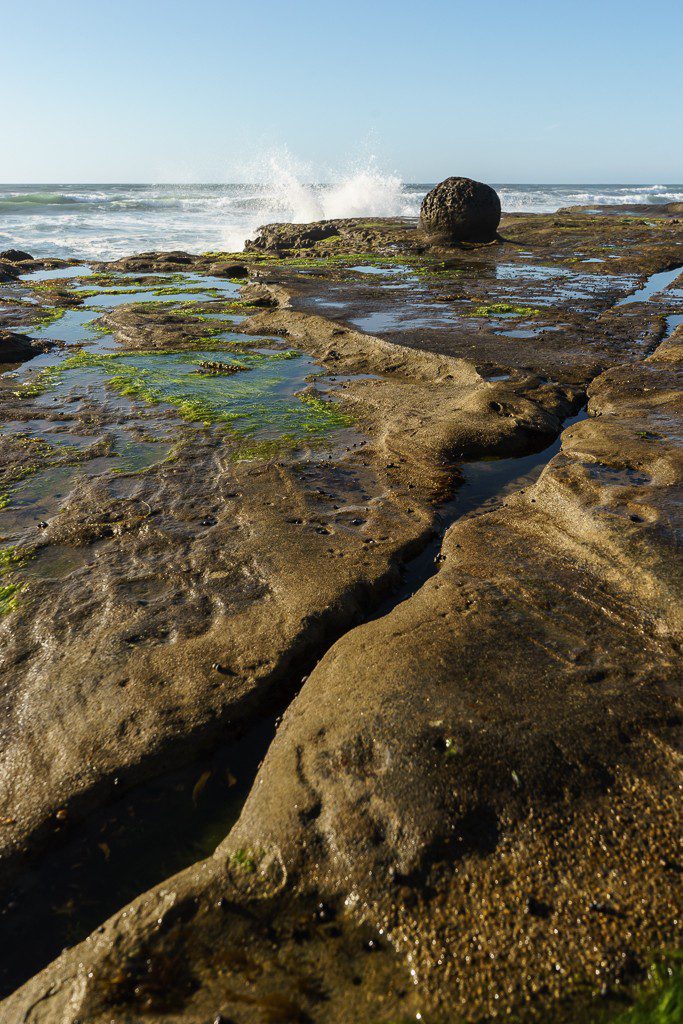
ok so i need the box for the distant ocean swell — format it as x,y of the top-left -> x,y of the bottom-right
1,178 -> 681,260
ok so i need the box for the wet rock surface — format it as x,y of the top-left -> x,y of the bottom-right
0,209 -> 681,1022
246,221 -> 342,252
0,329 -> 54,363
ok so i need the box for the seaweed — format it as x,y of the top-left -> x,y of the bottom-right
0,548 -> 25,616
608,953 -> 682,1024
17,347 -> 351,448
30,305 -> 67,328
470,302 -> 541,318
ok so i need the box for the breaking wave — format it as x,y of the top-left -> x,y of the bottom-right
215,154 -> 421,249
1,174 -> 681,260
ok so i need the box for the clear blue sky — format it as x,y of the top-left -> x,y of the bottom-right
2,0 -> 681,183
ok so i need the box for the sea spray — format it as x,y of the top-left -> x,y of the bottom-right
1,178 -> 681,260
223,153 -> 418,249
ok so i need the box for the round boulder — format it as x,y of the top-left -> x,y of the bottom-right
419,177 -> 501,243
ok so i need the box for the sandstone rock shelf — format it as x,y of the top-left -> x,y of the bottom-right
0,398 -> 587,999
0,205 -> 681,1023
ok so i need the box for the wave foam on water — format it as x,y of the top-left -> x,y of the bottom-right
497,183 -> 683,212
0,171 -> 681,260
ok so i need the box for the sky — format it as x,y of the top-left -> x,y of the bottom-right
2,0 -> 681,184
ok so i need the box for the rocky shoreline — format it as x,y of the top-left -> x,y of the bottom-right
0,199 -> 681,1022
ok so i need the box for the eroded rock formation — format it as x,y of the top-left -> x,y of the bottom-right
0,206 -> 680,1023
419,176 -> 501,243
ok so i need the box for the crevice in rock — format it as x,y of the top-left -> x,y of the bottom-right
5,249 -> 674,1001
0,397 -> 589,998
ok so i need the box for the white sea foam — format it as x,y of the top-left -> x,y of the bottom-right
0,173 -> 680,260
219,154 -> 420,249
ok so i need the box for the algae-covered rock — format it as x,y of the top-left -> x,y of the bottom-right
419,176 -> 501,243
245,221 -> 340,252
1,210 -> 682,1023
102,250 -> 196,274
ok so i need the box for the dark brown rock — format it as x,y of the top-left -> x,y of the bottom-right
0,262 -> 20,282
419,176 -> 501,243
0,330 -> 52,363
100,251 -> 196,274
0,249 -> 33,263
208,262 -> 249,278
245,221 -> 340,252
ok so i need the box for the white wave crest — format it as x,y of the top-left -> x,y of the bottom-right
3,177 -> 681,260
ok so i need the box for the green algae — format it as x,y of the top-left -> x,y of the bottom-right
0,430 -> 130,501
87,272 -> 189,287
89,319 -> 114,335
0,584 -> 19,616
229,848 -> 259,873
300,253 -> 413,269
470,302 -> 541,318
442,737 -> 459,758
31,306 -> 67,328
75,286 -> 151,299
635,430 -> 662,441
0,548 -> 25,616
596,953 -> 683,1024
202,251 -> 271,261
617,959 -> 682,1024
128,299 -> 256,318
19,347 -> 351,447
110,439 -> 176,475
29,282 -> 74,295
232,430 -> 337,463
1,435 -> 67,476
14,366 -> 65,398
78,285 -> 227,300
208,251 -> 415,270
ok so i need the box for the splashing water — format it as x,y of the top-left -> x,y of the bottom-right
1,165 -> 681,260
222,154 -> 418,249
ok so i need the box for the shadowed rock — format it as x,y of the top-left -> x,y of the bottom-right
208,262 -> 249,278
419,176 -> 501,243
0,249 -> 33,263
0,330 -> 53,363
0,262 -> 20,283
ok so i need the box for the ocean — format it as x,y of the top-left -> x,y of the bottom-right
1,180 -> 681,261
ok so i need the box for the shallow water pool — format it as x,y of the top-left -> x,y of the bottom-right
616,264 -> 683,306
20,264 -> 94,283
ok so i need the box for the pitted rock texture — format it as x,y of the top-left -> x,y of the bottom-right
419,176 -> 501,243
0,211 -> 681,1022
4,329 -> 680,1024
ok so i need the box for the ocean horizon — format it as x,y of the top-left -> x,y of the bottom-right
2,180 -> 682,260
